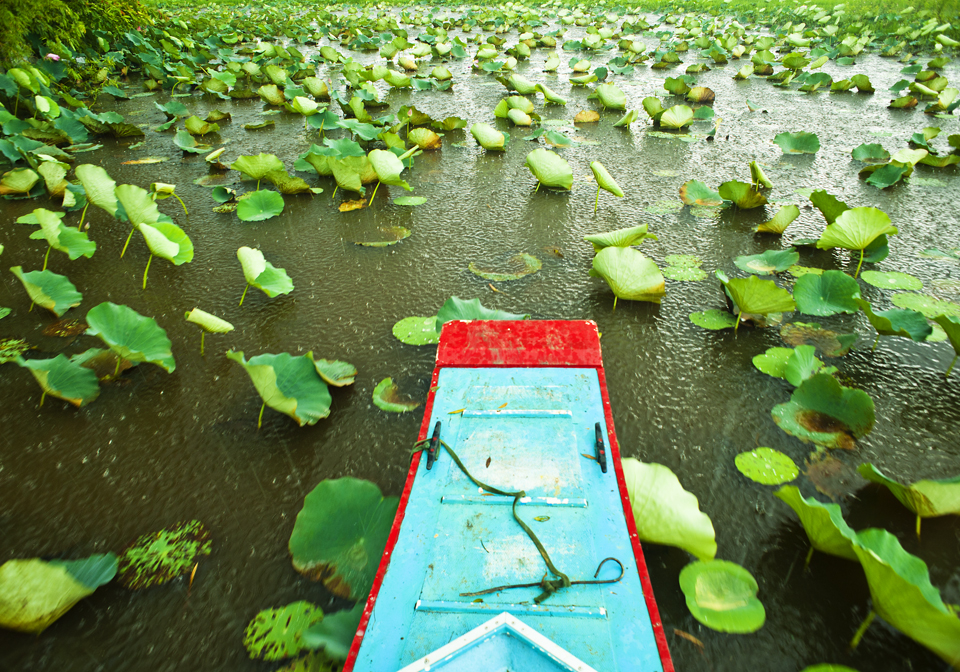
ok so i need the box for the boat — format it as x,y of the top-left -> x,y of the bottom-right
343,320 -> 674,672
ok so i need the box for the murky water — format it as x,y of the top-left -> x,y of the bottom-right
2,14 -> 959,672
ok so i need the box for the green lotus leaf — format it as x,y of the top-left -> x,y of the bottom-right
679,180 -> 724,206
173,129 -> 210,154
753,345 -> 833,386
266,170 -> 314,195
864,163 -> 910,189
0,167 -> 40,196
891,293 -> 960,319
536,83 -> 567,105
10,266 -> 81,317
664,255 -> 702,268
138,222 -> 193,265
642,96 -> 665,120
28,208 -> 96,260
892,148 -> 928,166
468,253 -> 541,281
774,486 -> 859,561
236,247 -> 293,301
393,196 -> 426,207
793,270 -> 861,316
622,458 -> 716,560
328,158 -> 365,195
185,308 -> 234,334
859,461 -> 960,533
184,115 -> 218,136
289,477 -> 399,599
584,224 -> 657,251
37,161 -> 68,196
231,153 -> 285,181
851,528 -> 960,667
771,373 -> 875,449
851,143 -> 891,164
663,266 -> 707,281
860,270 -> 922,290
291,97 -> 320,117
237,190 -> 285,222
75,164 -> 118,218
373,377 -> 420,413
590,247 -> 665,306
0,555 -> 116,633
470,123 -> 509,151
749,161 -> 773,189
735,448 -> 798,485
594,83 -> 626,110
86,302 -> 175,372
734,249 -> 800,275
354,226 -> 411,247
244,601 -> 324,661
312,359 -> 356,387
226,351 -> 331,426
679,560 -> 765,633
718,181 -> 767,209
781,322 -> 857,357
756,205 -> 800,234
117,520 -> 212,589
590,161 -> 623,197
392,316 -> 440,345
16,354 -> 100,407
257,84 -> 286,106
774,131 -> 820,154
525,149 -> 572,190
301,603 -> 363,662
505,73 -> 535,94
435,296 -> 529,333
932,314 -> 960,376
855,298 -> 932,342
690,309 -> 738,330
809,190 -> 849,225
719,272 -> 795,317
368,149 -> 412,190
115,184 -> 161,225
407,128 -> 442,150
660,105 -> 694,129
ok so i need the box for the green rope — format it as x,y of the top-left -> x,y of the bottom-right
414,438 -> 571,603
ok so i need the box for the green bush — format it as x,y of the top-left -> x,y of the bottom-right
0,0 -> 154,67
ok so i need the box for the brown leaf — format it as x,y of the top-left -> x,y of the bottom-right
804,452 -> 861,500
674,628 -> 705,651
338,199 -> 367,212
42,318 -> 87,338
574,110 -> 600,123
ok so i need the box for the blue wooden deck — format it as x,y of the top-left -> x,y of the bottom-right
352,366 -> 666,672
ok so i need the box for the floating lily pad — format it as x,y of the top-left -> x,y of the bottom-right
622,458 -> 716,560
774,486 -> 858,560
690,309 -> 738,330
645,199 -> 684,214
771,373 -> 875,449
373,377 -> 420,413
679,560 -> 765,634
735,249 -> 800,275
354,226 -> 411,247
664,254 -> 702,268
891,293 -> 960,318
226,351 -> 331,426
753,345 -> 834,386
856,299 -> 932,342
664,266 -> 707,281
774,131 -> 820,154
735,448 -> 799,485
393,196 -> 426,206
392,316 -> 440,345
781,322 -> 856,357
469,253 -> 541,281
312,359 -> 356,387
237,189 -> 285,222
860,270 -> 922,290
117,520 -> 211,589
794,271 -> 862,316
679,180 -> 724,206
243,601 -> 324,661
436,297 -> 529,332
289,478 -> 399,600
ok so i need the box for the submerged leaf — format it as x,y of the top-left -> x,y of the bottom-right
117,520 -> 211,589
243,602 -> 324,661
468,253 -> 541,281
436,297 -> 529,333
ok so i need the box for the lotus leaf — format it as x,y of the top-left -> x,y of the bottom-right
774,131 -> 820,154
173,130 -> 210,154
851,528 -> 960,666
753,345 -> 833,386
266,170 -> 314,195
237,190 -> 285,222
0,554 -> 117,633
469,253 -> 541,281
185,308 -> 234,356
301,603 -> 364,661
115,184 -> 160,226
28,208 -> 96,262
864,163 -> 910,190
590,247 -> 665,307
393,196 -> 427,207
536,83 -> 566,105
932,314 -> 960,376
781,322 -> 857,358
774,486 -> 858,561
288,478 -> 399,599
660,105 -> 694,129
435,296 -> 529,332
690,309 -> 739,330
794,271 -> 862,316
718,272 -> 795,326
890,293 -> 960,319
16,354 -> 100,407
184,115 -> 218,136
817,207 -> 897,277
584,224 -> 657,252
735,448 -> 799,485
118,520 -> 211,589
10,266 -> 81,317
809,190 -> 849,225
718,181 -> 767,209
756,205 -> 800,234
678,560 -> 765,633
679,180 -> 724,206
771,373 -> 875,449
311,359 -> 356,387
859,463 -> 960,536
138,221 -> 193,267
393,316 -> 441,345
747,162 -> 773,190
354,226 -> 411,247
851,144 -> 891,164
407,128 -> 441,150
860,271 -> 922,291
244,602 -> 324,662
590,161 -> 623,197
86,302 -> 175,373
594,83 -> 626,110
622,458 -> 716,560
0,167 -> 40,196
734,249 -> 799,275
471,123 -> 508,151
855,298 -> 932,344
525,149 -> 572,190
232,153 -> 285,181
226,351 -> 332,426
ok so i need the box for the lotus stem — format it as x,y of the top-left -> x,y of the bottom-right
42,245 -> 52,271
114,357 -> 121,377
946,355 -> 958,378
612,296 -> 618,312
734,310 -> 743,333
872,334 -> 880,351
595,186 -> 600,215
916,514 -> 922,540
13,94 -> 18,117
804,546 -> 814,571
849,610 -> 876,650
172,192 -> 188,216
854,248 -> 865,278
39,391 -> 46,408
331,185 -> 338,201
200,331 -> 206,356
120,228 -> 135,258
257,401 -> 266,430
142,254 -> 153,289
239,283 -> 250,307
535,181 -> 541,193
77,202 -> 89,231
368,180 -> 381,206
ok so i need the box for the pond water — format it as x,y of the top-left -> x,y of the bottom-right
1,11 -> 959,672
